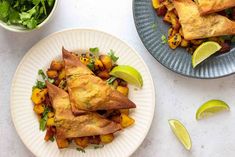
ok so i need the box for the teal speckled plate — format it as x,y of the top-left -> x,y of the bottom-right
133,0 -> 235,79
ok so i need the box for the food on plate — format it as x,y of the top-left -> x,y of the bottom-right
168,119 -> 192,150
62,48 -> 136,115
152,0 -> 235,67
173,0 -> 235,40
192,41 -> 221,68
46,82 -> 121,148
196,0 -> 235,15
0,0 -> 55,29
196,99 -> 230,120
31,47 -> 142,150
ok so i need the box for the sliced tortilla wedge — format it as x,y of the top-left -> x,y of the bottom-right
46,81 -> 121,141
173,0 -> 235,40
62,48 -> 136,115
196,0 -> 235,15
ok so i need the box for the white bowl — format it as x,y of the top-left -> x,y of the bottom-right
0,0 -> 58,33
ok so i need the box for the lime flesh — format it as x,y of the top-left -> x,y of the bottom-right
109,65 -> 143,87
168,119 -> 192,150
192,41 -> 221,68
196,99 -> 229,120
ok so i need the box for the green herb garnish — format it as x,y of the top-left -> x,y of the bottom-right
161,35 -> 167,44
38,69 -> 47,80
47,78 -> 55,84
76,147 -> 86,153
33,80 -> 46,90
94,144 -> 104,149
108,50 -> 119,62
89,47 -> 99,56
49,136 -> 55,142
151,23 -> 157,31
0,0 -> 55,29
39,107 -> 50,131
106,76 -> 116,85
87,59 -> 95,71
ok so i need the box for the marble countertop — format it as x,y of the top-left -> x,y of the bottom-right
1,0 -> 235,157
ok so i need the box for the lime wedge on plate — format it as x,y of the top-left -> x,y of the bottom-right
168,119 -> 192,150
192,41 -> 221,68
196,99 -> 229,120
110,65 -> 143,87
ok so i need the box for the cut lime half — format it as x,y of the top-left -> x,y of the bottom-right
192,41 -> 221,68
110,65 -> 143,87
168,119 -> 192,150
196,99 -> 230,120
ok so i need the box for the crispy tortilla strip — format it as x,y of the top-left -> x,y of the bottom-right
46,81 -> 121,141
62,48 -> 136,115
173,0 -> 235,40
196,0 -> 235,15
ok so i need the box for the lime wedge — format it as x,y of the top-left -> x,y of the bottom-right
192,41 -> 221,68
168,119 -> 192,150
110,65 -> 143,87
196,99 -> 229,120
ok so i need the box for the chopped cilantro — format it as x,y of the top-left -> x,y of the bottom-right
151,23 -> 157,31
108,50 -> 119,62
49,136 -> 55,142
106,76 -> 116,85
38,69 -> 47,80
161,35 -> 167,44
39,107 -> 50,131
89,47 -> 99,56
47,78 -> 55,84
94,144 -> 104,149
87,59 -> 95,71
76,147 -> 85,153
33,80 -> 46,90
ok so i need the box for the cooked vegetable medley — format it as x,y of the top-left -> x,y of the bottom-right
31,48 -> 135,151
152,0 -> 235,53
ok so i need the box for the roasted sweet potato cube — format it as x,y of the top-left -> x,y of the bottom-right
50,60 -> 63,71
47,70 -> 58,79
31,88 -> 48,104
156,5 -> 167,16
168,33 -> 182,49
100,134 -> 114,144
100,55 -> 112,71
74,137 -> 89,148
56,138 -> 69,149
120,113 -> 135,128
33,104 -> 44,114
116,86 -> 129,96
97,70 -> 110,79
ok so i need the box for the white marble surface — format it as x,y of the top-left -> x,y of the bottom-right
1,0 -> 235,157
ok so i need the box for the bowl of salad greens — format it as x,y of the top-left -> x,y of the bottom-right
0,0 -> 58,32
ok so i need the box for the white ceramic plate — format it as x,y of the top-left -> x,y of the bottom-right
11,29 -> 155,157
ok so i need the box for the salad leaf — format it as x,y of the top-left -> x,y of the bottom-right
47,0 -> 55,7
108,50 -> 119,62
0,1 -> 10,20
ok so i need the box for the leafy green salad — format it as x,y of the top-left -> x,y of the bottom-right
0,0 -> 55,29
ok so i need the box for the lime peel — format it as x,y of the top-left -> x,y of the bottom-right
109,65 -> 143,87
168,119 -> 192,150
192,41 -> 221,68
196,99 -> 230,120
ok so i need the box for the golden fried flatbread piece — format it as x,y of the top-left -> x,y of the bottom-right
62,48 -> 136,115
196,0 -> 235,15
173,0 -> 235,40
46,81 -> 121,140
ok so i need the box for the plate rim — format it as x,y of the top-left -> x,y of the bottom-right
132,0 -> 235,79
10,28 -> 156,157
